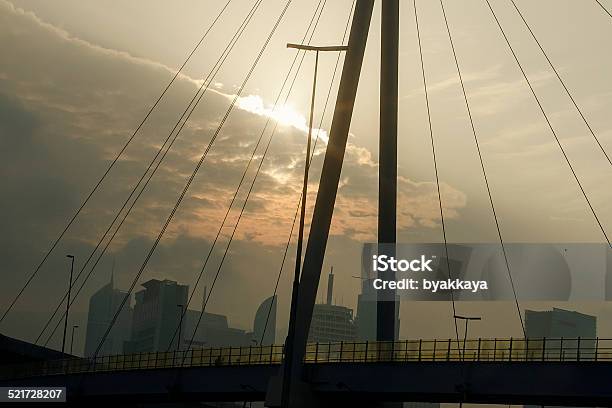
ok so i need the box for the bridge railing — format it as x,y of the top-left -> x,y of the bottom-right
303,337 -> 604,363
1,338 -> 610,380
0,344 -> 285,380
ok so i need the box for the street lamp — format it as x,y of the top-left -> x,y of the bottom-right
61,254 -> 75,354
70,325 -> 79,355
176,304 -> 184,351
454,314 -> 481,408
454,314 -> 482,361
281,43 -> 348,408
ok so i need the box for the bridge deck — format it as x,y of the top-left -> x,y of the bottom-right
0,337 -> 608,381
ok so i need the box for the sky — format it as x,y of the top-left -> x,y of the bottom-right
1,0 -> 612,380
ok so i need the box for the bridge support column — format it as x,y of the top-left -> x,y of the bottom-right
377,0 -> 399,343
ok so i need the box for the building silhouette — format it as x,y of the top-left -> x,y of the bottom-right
524,307 -> 596,408
525,307 -> 596,339
85,274 -> 279,353
356,245 -> 400,340
308,269 -> 357,343
124,279 -> 188,353
356,277 -> 377,341
251,295 -> 276,345
185,294 -> 277,348
84,274 -> 132,357
184,308 -> 249,348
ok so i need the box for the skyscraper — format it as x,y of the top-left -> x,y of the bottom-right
84,274 -> 132,357
252,295 -> 277,345
308,269 -> 357,343
124,279 -> 188,353
356,245 -> 399,341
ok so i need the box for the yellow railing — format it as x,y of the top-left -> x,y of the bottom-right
1,338 -> 609,380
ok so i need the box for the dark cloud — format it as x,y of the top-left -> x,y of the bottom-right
0,92 -> 39,148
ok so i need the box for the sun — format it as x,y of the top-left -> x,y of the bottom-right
236,94 -> 329,143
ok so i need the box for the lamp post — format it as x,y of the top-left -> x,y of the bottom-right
177,304 -> 184,351
454,314 -> 482,361
70,325 -> 79,355
61,255 -> 75,354
281,43 -> 348,408
454,314 -> 481,408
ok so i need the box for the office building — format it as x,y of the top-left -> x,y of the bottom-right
356,277 -> 378,341
524,307 -> 596,408
124,279 -> 188,353
184,294 -> 277,348
308,270 -> 357,343
525,307 -> 596,339
84,274 -> 132,357
183,308 -> 249,348
356,246 -> 400,340
252,295 -> 276,345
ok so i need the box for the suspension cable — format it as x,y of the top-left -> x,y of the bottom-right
414,0 -> 462,352
165,0 -> 328,351
38,0 -> 265,346
596,0 -> 612,19
440,0 -> 526,336
93,0 -> 294,359
483,0 -> 611,251
510,0 -> 612,167
0,0 -> 233,325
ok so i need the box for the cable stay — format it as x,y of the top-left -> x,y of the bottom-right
596,0 -> 612,19
414,0 -> 462,354
483,0 -> 611,250
510,0 -> 612,167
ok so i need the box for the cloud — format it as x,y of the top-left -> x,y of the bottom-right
0,0 -> 203,88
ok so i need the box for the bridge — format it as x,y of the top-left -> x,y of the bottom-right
2,0 -> 612,406
3,338 -> 612,406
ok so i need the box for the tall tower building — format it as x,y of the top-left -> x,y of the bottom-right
84,274 -> 132,357
253,295 -> 277,345
356,245 -> 399,341
124,279 -> 188,353
308,269 -> 357,343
